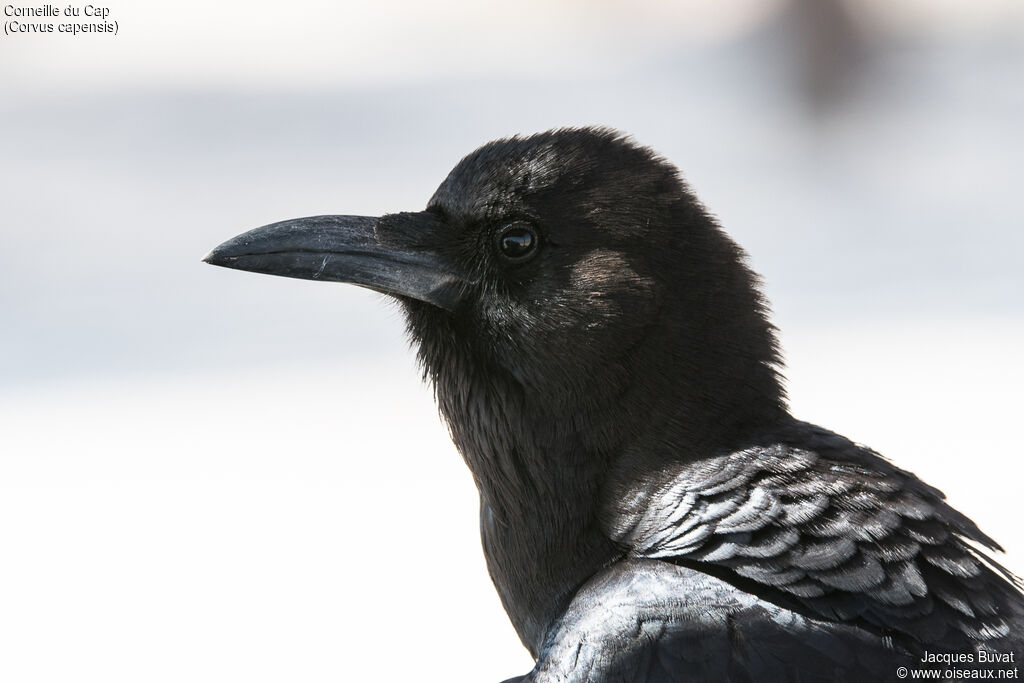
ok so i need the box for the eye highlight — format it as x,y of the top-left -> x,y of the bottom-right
496,222 -> 539,262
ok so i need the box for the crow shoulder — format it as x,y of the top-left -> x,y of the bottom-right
602,421 -> 1024,656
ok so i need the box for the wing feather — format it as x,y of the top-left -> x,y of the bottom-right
607,421 -> 1024,655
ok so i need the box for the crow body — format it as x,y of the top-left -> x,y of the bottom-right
206,128 -> 1024,681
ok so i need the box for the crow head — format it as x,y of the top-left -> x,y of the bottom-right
207,127 -> 789,648
206,127 -> 785,466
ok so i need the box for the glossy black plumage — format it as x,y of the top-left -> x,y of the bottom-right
206,128 -> 1023,681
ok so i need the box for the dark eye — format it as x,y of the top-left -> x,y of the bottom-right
496,223 -> 539,261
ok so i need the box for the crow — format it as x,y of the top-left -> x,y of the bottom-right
205,128 -> 1023,681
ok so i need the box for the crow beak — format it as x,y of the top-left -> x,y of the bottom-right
203,213 -> 469,311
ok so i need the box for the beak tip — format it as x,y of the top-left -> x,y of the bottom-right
203,245 -> 233,267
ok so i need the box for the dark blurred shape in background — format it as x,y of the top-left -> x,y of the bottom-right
786,0 -> 868,110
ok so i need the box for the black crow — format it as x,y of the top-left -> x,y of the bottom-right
205,128 -> 1023,681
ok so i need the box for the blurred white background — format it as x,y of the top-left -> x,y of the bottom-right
1,1 -> 1022,680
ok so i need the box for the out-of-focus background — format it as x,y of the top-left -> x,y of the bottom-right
2,1 -> 1022,680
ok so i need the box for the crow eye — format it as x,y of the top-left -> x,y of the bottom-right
496,223 -> 538,261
